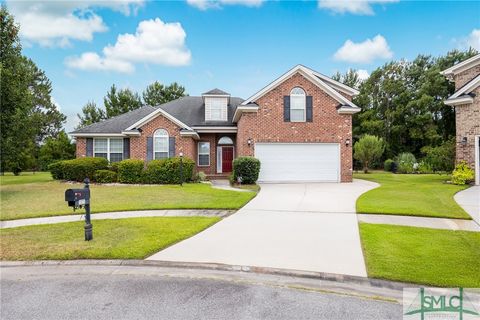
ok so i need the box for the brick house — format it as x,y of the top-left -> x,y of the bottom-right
441,54 -> 480,185
71,65 -> 361,182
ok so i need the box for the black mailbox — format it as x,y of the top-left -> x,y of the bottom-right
65,188 -> 90,208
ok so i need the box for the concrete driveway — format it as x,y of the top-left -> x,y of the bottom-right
455,186 -> 480,224
148,179 -> 378,277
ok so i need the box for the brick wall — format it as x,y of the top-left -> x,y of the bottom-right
236,72 -> 353,182
75,138 -> 86,157
130,115 -> 196,162
455,87 -> 480,172
455,65 -> 480,89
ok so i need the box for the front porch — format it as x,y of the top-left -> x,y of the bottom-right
194,132 -> 237,177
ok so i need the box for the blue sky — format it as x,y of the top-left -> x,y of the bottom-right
5,0 -> 480,132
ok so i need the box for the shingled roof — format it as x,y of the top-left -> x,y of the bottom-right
202,88 -> 230,95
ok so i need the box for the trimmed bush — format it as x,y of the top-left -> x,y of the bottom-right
193,171 -> 207,183
421,140 -> 455,173
396,152 -> 417,174
384,159 -> 395,172
94,170 -> 117,183
109,162 -> 120,172
48,161 -> 65,180
233,157 -> 261,184
49,157 -> 108,181
143,157 -> 195,184
452,161 -> 475,185
117,159 -> 144,184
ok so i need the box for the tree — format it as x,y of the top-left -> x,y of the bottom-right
354,135 -> 385,173
331,69 -> 364,89
76,101 -> 106,129
0,5 -> 66,174
104,84 -> 142,118
142,81 -> 186,106
353,49 -> 478,159
38,131 -> 76,170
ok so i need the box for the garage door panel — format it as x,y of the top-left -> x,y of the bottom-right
255,143 -> 340,182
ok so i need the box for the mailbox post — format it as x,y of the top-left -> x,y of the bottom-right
65,178 -> 93,241
83,178 -> 92,241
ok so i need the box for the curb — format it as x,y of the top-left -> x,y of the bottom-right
0,259 -> 409,291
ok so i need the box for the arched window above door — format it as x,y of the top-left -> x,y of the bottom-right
218,136 -> 234,145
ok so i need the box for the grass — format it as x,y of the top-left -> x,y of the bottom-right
233,184 -> 261,192
0,217 -> 220,260
0,172 -> 53,185
1,178 -> 256,221
354,172 -> 470,219
359,223 -> 480,288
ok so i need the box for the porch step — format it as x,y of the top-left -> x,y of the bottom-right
207,173 -> 231,180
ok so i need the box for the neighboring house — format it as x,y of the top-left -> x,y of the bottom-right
71,65 -> 360,183
441,54 -> 480,185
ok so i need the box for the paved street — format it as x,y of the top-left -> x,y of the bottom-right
149,180 -> 378,277
1,265 -> 401,320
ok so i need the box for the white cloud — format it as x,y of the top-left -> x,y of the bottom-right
65,18 -> 191,73
6,0 -> 144,47
453,29 -> 480,50
187,0 -> 263,10
318,0 -> 398,15
334,35 -> 393,64
356,69 -> 370,80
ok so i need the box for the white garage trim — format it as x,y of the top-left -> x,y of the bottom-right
254,143 -> 341,183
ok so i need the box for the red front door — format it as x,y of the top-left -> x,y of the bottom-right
222,147 -> 234,173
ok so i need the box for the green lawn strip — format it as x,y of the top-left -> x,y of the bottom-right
359,223 -> 480,288
1,181 -> 256,221
0,217 -> 220,260
0,172 -> 53,185
354,172 -> 470,219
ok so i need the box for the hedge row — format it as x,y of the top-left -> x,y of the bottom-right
49,157 -> 195,184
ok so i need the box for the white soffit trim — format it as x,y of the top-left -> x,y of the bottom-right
180,131 -> 200,139
233,105 -> 259,122
444,95 -> 474,106
440,54 -> 480,76
122,131 -> 141,136
310,70 -> 360,96
241,65 -> 360,109
126,108 -> 193,131
70,133 -> 126,137
337,106 -> 361,114
450,74 -> 480,99
192,126 -> 238,133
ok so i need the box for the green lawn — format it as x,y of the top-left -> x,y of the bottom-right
0,217 -> 220,260
360,223 -> 480,287
1,178 -> 256,221
354,172 -> 470,219
0,172 -> 53,185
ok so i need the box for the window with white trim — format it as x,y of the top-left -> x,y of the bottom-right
93,138 -> 123,162
154,129 -> 169,159
290,87 -> 306,122
205,97 -> 227,121
198,142 -> 210,166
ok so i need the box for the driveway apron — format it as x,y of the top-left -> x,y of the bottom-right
148,179 -> 378,277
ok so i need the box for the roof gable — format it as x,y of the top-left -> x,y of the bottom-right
440,54 -> 480,77
241,65 -> 360,110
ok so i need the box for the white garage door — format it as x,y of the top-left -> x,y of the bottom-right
255,143 -> 340,183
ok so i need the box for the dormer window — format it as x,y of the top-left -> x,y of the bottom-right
203,88 -> 229,122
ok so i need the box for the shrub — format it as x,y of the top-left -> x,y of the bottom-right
233,157 -> 261,184
421,140 -> 455,173
452,161 -> 475,185
94,170 -> 117,183
109,162 -> 120,172
193,171 -> 207,183
117,159 -> 144,184
49,157 -> 109,181
48,161 -> 65,180
143,157 -> 195,184
417,161 -> 433,174
353,135 -> 385,173
396,152 -> 417,174
384,159 -> 395,172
